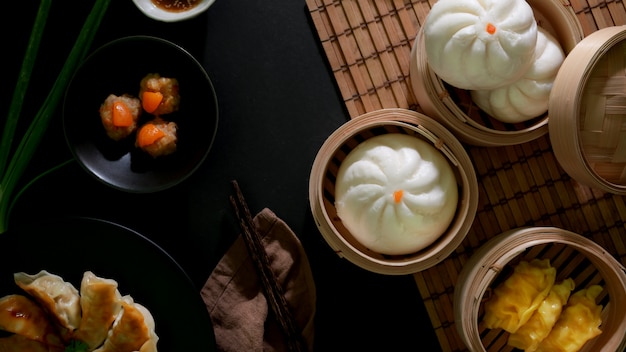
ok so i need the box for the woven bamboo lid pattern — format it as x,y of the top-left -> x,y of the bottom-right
454,227 -> 626,352
409,0 -> 584,147
549,26 -> 626,195
306,0 -> 626,350
309,108 -> 479,274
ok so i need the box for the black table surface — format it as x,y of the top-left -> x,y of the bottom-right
3,1 -> 442,350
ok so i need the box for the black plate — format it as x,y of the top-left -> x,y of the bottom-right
63,36 -> 219,193
0,217 -> 216,351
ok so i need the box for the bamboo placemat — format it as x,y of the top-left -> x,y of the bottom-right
306,0 -> 626,351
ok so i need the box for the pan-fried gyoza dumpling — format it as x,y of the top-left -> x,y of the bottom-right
334,133 -> 458,255
0,294 -> 65,348
423,0 -> 538,90
133,303 -> 159,352
94,295 -> 158,352
0,333 -> 65,352
71,271 -> 123,350
14,270 -> 81,332
471,27 -> 566,123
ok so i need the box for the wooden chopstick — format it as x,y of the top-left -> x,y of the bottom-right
229,180 -> 307,352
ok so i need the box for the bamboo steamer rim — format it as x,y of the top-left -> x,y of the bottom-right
409,0 -> 584,147
454,227 -> 626,352
308,108 -> 479,275
548,25 -> 626,195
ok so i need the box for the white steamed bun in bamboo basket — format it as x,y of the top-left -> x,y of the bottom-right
334,133 -> 458,256
470,27 -> 565,123
411,0 -> 584,146
423,0 -> 538,90
308,109 -> 479,275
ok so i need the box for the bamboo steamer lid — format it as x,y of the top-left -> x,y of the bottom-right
549,26 -> 626,195
410,0 -> 584,147
454,227 -> 626,352
308,108 -> 478,275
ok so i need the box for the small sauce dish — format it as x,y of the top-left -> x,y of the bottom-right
132,0 -> 216,22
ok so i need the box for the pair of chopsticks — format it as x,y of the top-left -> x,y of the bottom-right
229,180 -> 307,352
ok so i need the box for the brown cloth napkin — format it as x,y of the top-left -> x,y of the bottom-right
201,208 -> 316,352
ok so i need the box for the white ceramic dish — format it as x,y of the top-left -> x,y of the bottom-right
132,0 -> 216,22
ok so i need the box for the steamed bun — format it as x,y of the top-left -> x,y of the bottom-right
471,27 -> 565,123
334,133 -> 458,255
423,0 -> 538,90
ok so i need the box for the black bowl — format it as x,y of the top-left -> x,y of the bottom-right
63,36 -> 218,193
0,217 -> 216,351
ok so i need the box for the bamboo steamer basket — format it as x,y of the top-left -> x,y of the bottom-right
308,108 -> 479,275
549,26 -> 626,195
454,227 -> 626,352
409,0 -> 584,147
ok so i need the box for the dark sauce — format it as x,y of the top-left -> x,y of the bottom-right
151,0 -> 201,12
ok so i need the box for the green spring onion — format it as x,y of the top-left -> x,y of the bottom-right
0,0 -> 50,179
65,339 -> 89,352
0,0 -> 111,234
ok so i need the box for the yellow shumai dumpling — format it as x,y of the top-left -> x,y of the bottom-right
423,0 -> 538,90
482,259 -> 557,333
536,285 -> 603,352
508,278 -> 575,351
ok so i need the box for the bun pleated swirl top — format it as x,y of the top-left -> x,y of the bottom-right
423,0 -> 538,90
334,134 -> 458,256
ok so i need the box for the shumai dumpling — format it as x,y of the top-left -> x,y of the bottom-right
508,278 -> 575,351
14,270 -> 81,332
471,27 -> 566,123
536,285 -> 603,352
99,94 -> 142,141
334,133 -> 458,255
139,73 -> 180,116
135,117 -> 178,158
423,0 -> 538,90
482,259 -> 557,333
